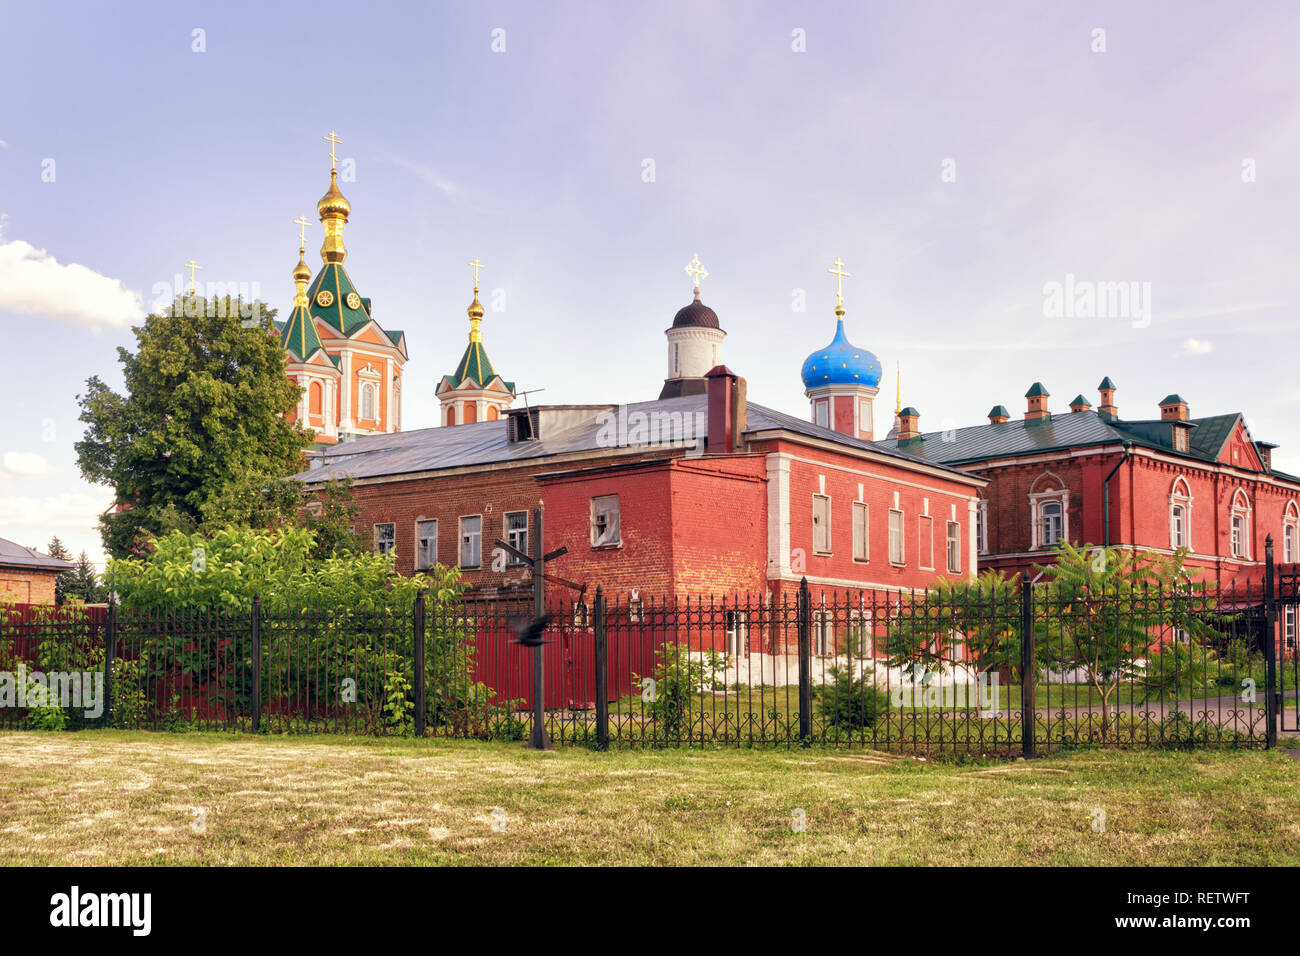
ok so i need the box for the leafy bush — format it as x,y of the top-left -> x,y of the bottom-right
633,646 -> 728,738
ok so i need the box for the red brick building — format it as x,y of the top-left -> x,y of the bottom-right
878,378 -> 1300,589
0,538 -> 73,605
298,370 -> 985,609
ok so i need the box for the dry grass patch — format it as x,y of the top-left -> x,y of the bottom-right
0,732 -> 1296,866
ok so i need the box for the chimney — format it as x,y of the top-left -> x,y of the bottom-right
706,365 -> 737,454
1098,376 -> 1118,419
731,375 -> 747,452
1069,394 -> 1092,413
1158,394 -> 1189,421
1256,442 -> 1275,471
988,405 -> 1010,425
897,406 -> 921,440
1024,383 -> 1050,421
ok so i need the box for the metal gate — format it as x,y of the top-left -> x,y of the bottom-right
1275,556 -> 1299,736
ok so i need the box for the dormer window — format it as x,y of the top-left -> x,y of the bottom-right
1172,425 -> 1189,453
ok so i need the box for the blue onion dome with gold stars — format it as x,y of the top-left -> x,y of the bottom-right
801,313 -> 882,388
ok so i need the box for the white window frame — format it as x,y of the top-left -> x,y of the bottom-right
917,514 -> 934,571
1230,490 -> 1251,559
888,508 -> 905,566
946,520 -> 961,574
976,499 -> 989,554
504,511 -> 528,566
360,381 -> 379,422
1285,605 -> 1297,651
1168,478 -> 1192,551
1283,502 -> 1299,563
415,519 -> 437,570
374,522 -> 395,557
814,399 -> 830,429
459,514 -> 482,568
1030,490 -> 1068,549
812,607 -> 833,657
852,501 -> 869,562
591,494 -> 621,548
813,493 -> 832,555
725,610 -> 748,658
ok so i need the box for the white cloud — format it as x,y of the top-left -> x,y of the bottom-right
1181,338 -> 1214,356
377,151 -> 459,197
0,232 -> 145,328
1,451 -> 58,477
0,489 -> 114,568
0,139 -> 9,149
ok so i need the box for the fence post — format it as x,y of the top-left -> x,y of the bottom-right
797,577 -> 811,745
594,586 -> 608,750
1020,580 -> 1035,759
103,601 -> 116,727
251,593 -> 262,733
414,589 -> 427,738
1264,535 -> 1277,750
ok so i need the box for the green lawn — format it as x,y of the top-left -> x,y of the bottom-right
0,730 -> 1296,865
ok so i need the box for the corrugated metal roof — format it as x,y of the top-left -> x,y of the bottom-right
0,538 -> 74,572
296,393 -> 976,484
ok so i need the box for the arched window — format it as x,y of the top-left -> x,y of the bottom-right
487,406 -> 499,421
1169,477 -> 1192,550
309,381 -> 323,416
1284,501 -> 1299,563
1040,501 -> 1062,547
464,403 -> 478,424
445,405 -> 456,427
1029,472 -> 1068,549
1230,490 -> 1251,559
360,382 -> 377,422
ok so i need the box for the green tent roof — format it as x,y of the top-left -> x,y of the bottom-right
280,303 -> 325,360
307,262 -> 376,337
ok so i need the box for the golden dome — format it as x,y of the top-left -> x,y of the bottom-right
467,292 -> 485,320
292,247 -> 312,282
317,168 -> 351,220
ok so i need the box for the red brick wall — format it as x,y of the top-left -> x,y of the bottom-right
0,569 -> 57,605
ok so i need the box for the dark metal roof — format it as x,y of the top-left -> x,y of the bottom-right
295,393 -> 978,485
0,538 -> 74,572
875,407 -> 1285,477
670,296 -> 721,330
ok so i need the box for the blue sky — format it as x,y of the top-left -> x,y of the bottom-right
1,0 -> 1297,568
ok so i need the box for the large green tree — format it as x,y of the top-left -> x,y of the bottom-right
76,296 -> 312,558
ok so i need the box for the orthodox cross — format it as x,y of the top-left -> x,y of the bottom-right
684,253 -> 708,292
322,130 -> 343,169
827,256 -> 851,308
183,259 -> 202,295
293,216 -> 311,246
468,257 -> 485,291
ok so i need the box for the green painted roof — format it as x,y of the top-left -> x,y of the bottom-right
1070,394 -> 1090,407
899,406 -> 920,417
440,339 -> 513,394
989,405 -> 1010,418
1098,376 -> 1117,389
1025,382 -> 1049,397
280,303 -> 325,361
877,408 -> 1271,473
1160,394 -> 1186,405
307,262 -> 377,337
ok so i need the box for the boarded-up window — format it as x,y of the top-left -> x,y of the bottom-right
813,494 -> 831,553
852,502 -> 869,561
918,515 -> 934,569
888,509 -> 905,565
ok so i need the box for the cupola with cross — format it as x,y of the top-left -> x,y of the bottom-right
436,258 -> 516,426
800,257 -> 882,440
276,132 -> 408,446
659,254 -> 727,400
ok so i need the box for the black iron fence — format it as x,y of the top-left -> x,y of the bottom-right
2,562 -> 1292,754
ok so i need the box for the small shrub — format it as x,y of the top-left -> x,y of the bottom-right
814,665 -> 889,730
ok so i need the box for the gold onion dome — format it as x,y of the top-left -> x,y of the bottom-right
467,292 -> 485,320
317,168 -> 351,219
292,247 -> 312,282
